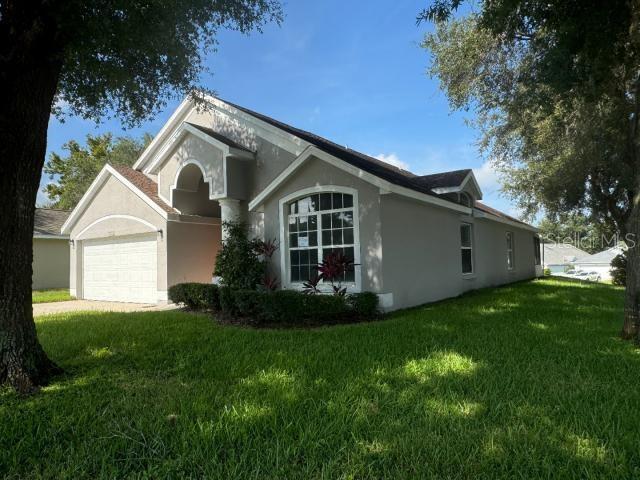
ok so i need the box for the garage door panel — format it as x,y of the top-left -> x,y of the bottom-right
83,235 -> 157,303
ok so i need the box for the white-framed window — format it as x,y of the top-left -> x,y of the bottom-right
460,222 -> 473,274
506,231 -> 515,270
281,187 -> 360,289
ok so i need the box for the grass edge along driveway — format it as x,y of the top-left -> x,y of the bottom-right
3,278 -> 638,479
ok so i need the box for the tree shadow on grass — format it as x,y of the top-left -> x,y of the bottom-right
1,279 -> 638,478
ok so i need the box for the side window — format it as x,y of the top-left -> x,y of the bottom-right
506,231 -> 515,270
534,236 -> 541,265
460,223 -> 473,274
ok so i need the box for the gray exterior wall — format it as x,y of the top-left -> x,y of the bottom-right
380,195 -> 536,309
32,238 -> 70,290
259,157 -> 537,311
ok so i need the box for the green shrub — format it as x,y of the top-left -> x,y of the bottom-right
543,268 -> 551,276
233,289 -> 262,318
304,294 -> 349,323
214,221 -> 265,290
347,292 -> 379,319
611,252 -> 626,286
168,283 -> 219,310
219,286 -> 237,316
257,290 -> 306,324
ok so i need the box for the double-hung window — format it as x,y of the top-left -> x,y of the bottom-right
506,231 -> 515,270
460,223 -> 473,274
287,191 -> 356,285
533,236 -> 541,265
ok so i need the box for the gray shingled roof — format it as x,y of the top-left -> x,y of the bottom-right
415,169 -> 471,190
574,246 -> 625,266
34,208 -> 70,237
542,243 -> 590,265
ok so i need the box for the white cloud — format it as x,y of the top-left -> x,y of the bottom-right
473,160 -> 501,195
373,153 -> 409,171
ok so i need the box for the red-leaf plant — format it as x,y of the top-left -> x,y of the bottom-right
254,238 -> 280,291
303,251 -> 358,296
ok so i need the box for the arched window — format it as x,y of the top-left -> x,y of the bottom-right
285,190 -> 358,285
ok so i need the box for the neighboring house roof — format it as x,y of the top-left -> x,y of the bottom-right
110,165 -> 177,214
542,243 -> 590,265
34,208 -> 70,238
574,246 -> 624,266
185,122 -> 254,153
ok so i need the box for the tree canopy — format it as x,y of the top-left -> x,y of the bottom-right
420,0 -> 640,339
43,133 -> 152,210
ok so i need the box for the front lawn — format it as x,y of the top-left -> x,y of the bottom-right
32,288 -> 74,304
3,278 -> 639,478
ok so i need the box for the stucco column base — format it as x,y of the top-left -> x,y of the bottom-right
218,198 -> 243,241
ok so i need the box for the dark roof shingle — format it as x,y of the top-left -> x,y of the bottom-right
415,169 -> 471,190
34,208 -> 70,236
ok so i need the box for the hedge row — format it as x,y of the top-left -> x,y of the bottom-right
168,283 -> 379,325
168,283 -> 220,311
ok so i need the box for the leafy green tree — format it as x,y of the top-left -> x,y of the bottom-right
0,0 -> 282,393
44,133 -> 151,209
420,1 -> 640,340
537,214 -> 615,255
611,253 -> 627,287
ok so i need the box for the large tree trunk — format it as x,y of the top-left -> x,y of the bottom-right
623,207 -> 640,340
0,5 -> 64,393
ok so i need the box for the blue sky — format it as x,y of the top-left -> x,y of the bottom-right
44,0 -> 508,212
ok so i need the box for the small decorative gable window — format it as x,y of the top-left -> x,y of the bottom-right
459,192 -> 473,207
506,231 -> 515,270
460,223 -> 473,274
287,191 -> 356,284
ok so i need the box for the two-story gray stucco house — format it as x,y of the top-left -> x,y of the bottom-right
61,95 -> 542,310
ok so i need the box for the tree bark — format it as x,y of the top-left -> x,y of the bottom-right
623,204 -> 640,339
0,3 -> 64,393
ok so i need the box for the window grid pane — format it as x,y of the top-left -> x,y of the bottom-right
287,192 -> 357,285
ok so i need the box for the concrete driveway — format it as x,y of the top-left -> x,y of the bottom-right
33,300 -> 177,316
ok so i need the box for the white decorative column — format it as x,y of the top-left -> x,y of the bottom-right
218,198 -> 242,241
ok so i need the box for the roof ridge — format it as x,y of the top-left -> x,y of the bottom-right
217,97 -> 418,178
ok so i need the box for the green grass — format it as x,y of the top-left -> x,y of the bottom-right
32,289 -> 74,304
2,278 -> 639,479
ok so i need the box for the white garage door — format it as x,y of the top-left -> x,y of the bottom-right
83,234 -> 158,303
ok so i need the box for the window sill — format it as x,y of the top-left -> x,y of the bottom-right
462,273 -> 476,280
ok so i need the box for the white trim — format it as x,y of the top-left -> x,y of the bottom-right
278,185 -> 362,293
506,231 -> 515,271
204,95 -> 310,156
144,122 -> 253,175
74,215 -> 158,240
168,215 -> 221,226
61,164 -> 169,234
157,290 -> 168,303
33,233 -> 69,240
249,146 -> 472,215
133,96 -> 194,170
473,208 -> 538,232
168,158 -> 216,206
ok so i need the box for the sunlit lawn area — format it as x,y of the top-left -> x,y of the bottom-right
3,278 -> 639,478
32,289 -> 74,304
